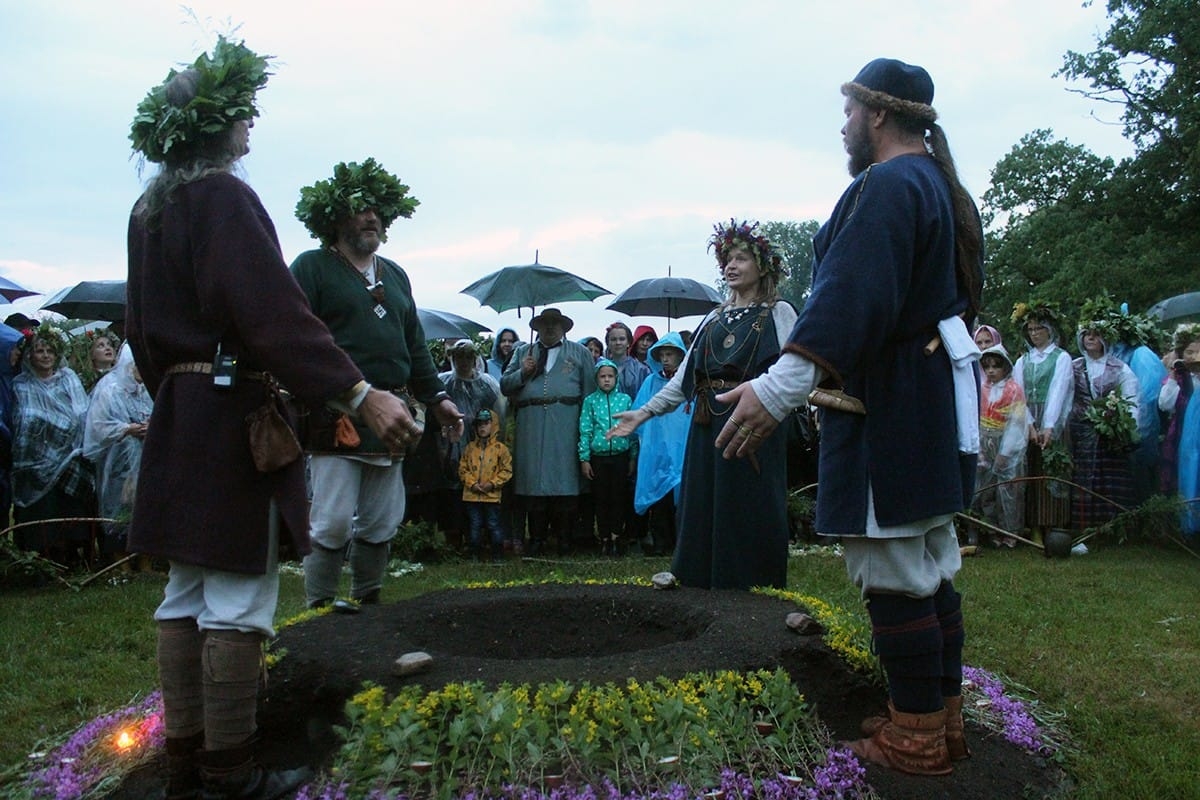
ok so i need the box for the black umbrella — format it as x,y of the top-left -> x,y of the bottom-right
607,276 -> 721,328
417,308 -> 491,341
1147,291 -> 1200,323
41,280 -> 126,321
461,252 -> 610,318
0,276 -> 38,303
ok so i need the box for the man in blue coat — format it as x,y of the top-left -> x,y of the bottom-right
715,58 -> 984,776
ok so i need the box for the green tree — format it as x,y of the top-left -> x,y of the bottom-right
758,219 -> 821,311
980,1 -> 1199,338
1058,0 -> 1200,202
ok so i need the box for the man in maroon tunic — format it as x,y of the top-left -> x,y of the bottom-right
127,38 -> 419,800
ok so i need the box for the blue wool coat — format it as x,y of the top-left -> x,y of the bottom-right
786,155 -> 972,534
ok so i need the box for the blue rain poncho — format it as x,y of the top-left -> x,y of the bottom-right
632,332 -> 691,514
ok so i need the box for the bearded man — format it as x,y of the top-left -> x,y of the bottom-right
127,39 -> 420,799
715,58 -> 984,776
292,159 -> 463,608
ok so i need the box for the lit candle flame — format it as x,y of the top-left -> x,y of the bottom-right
115,729 -> 136,751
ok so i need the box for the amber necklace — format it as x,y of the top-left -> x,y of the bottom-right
712,303 -> 767,355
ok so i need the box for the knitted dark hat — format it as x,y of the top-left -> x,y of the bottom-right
842,58 -> 937,122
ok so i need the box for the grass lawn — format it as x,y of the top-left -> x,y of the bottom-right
1,543 -> 1197,798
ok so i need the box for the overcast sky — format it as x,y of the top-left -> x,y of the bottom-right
0,0 -> 1133,340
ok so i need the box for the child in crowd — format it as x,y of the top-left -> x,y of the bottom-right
458,409 -> 512,561
579,358 -> 637,555
632,333 -> 691,556
975,345 -> 1028,545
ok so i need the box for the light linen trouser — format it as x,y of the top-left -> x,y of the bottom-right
304,455 -> 406,604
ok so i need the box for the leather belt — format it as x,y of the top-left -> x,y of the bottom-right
516,395 -> 581,409
695,377 -> 746,391
165,361 -> 268,382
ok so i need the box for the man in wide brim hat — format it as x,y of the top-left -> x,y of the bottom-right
500,306 -> 594,556
528,307 -> 574,335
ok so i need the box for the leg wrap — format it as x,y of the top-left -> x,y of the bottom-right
202,630 -> 264,751
349,539 -> 390,601
157,617 -> 205,739
934,580 -> 965,697
866,592 -> 943,714
302,542 -> 345,608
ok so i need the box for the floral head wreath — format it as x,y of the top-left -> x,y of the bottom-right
707,219 -> 783,277
130,36 -> 272,165
1173,322 -> 1200,354
18,321 -> 72,360
1077,294 -> 1163,351
295,158 -> 420,246
1010,300 -> 1062,330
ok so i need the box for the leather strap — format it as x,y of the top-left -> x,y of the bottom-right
164,361 -> 267,383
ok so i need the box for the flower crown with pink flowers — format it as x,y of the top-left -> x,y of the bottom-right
707,219 -> 783,277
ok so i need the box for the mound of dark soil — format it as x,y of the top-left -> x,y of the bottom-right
115,584 -> 1066,799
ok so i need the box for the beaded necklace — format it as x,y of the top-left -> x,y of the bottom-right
697,305 -> 770,419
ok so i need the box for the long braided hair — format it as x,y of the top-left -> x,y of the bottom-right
927,122 -> 983,322
891,113 -> 983,321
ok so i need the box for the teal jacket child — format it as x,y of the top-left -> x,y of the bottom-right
578,358 -> 637,463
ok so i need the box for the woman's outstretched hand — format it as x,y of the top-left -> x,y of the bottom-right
607,408 -> 650,439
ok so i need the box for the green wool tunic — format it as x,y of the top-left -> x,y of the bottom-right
291,247 -> 443,454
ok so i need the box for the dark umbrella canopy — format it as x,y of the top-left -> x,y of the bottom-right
42,280 -> 126,321
1147,291 -> 1200,323
607,276 -> 721,321
417,308 -> 491,341
0,276 -> 38,303
461,254 -> 610,318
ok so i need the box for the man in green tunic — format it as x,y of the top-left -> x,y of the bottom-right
293,159 -> 463,607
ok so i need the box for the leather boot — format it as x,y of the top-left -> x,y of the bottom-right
862,696 -> 969,760
164,732 -> 204,800
200,741 -> 312,800
944,695 -> 970,760
846,702 -> 952,776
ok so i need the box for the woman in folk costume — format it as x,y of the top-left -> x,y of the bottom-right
1011,303 -> 1074,540
1091,299 -> 1168,503
1068,319 -> 1140,530
609,220 -> 797,590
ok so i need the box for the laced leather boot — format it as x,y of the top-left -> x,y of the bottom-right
846,702 -> 952,776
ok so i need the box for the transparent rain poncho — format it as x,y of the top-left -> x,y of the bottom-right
83,346 -> 153,528
12,340 -> 92,507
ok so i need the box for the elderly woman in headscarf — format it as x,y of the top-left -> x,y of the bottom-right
11,324 -> 95,566
83,345 -> 153,563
